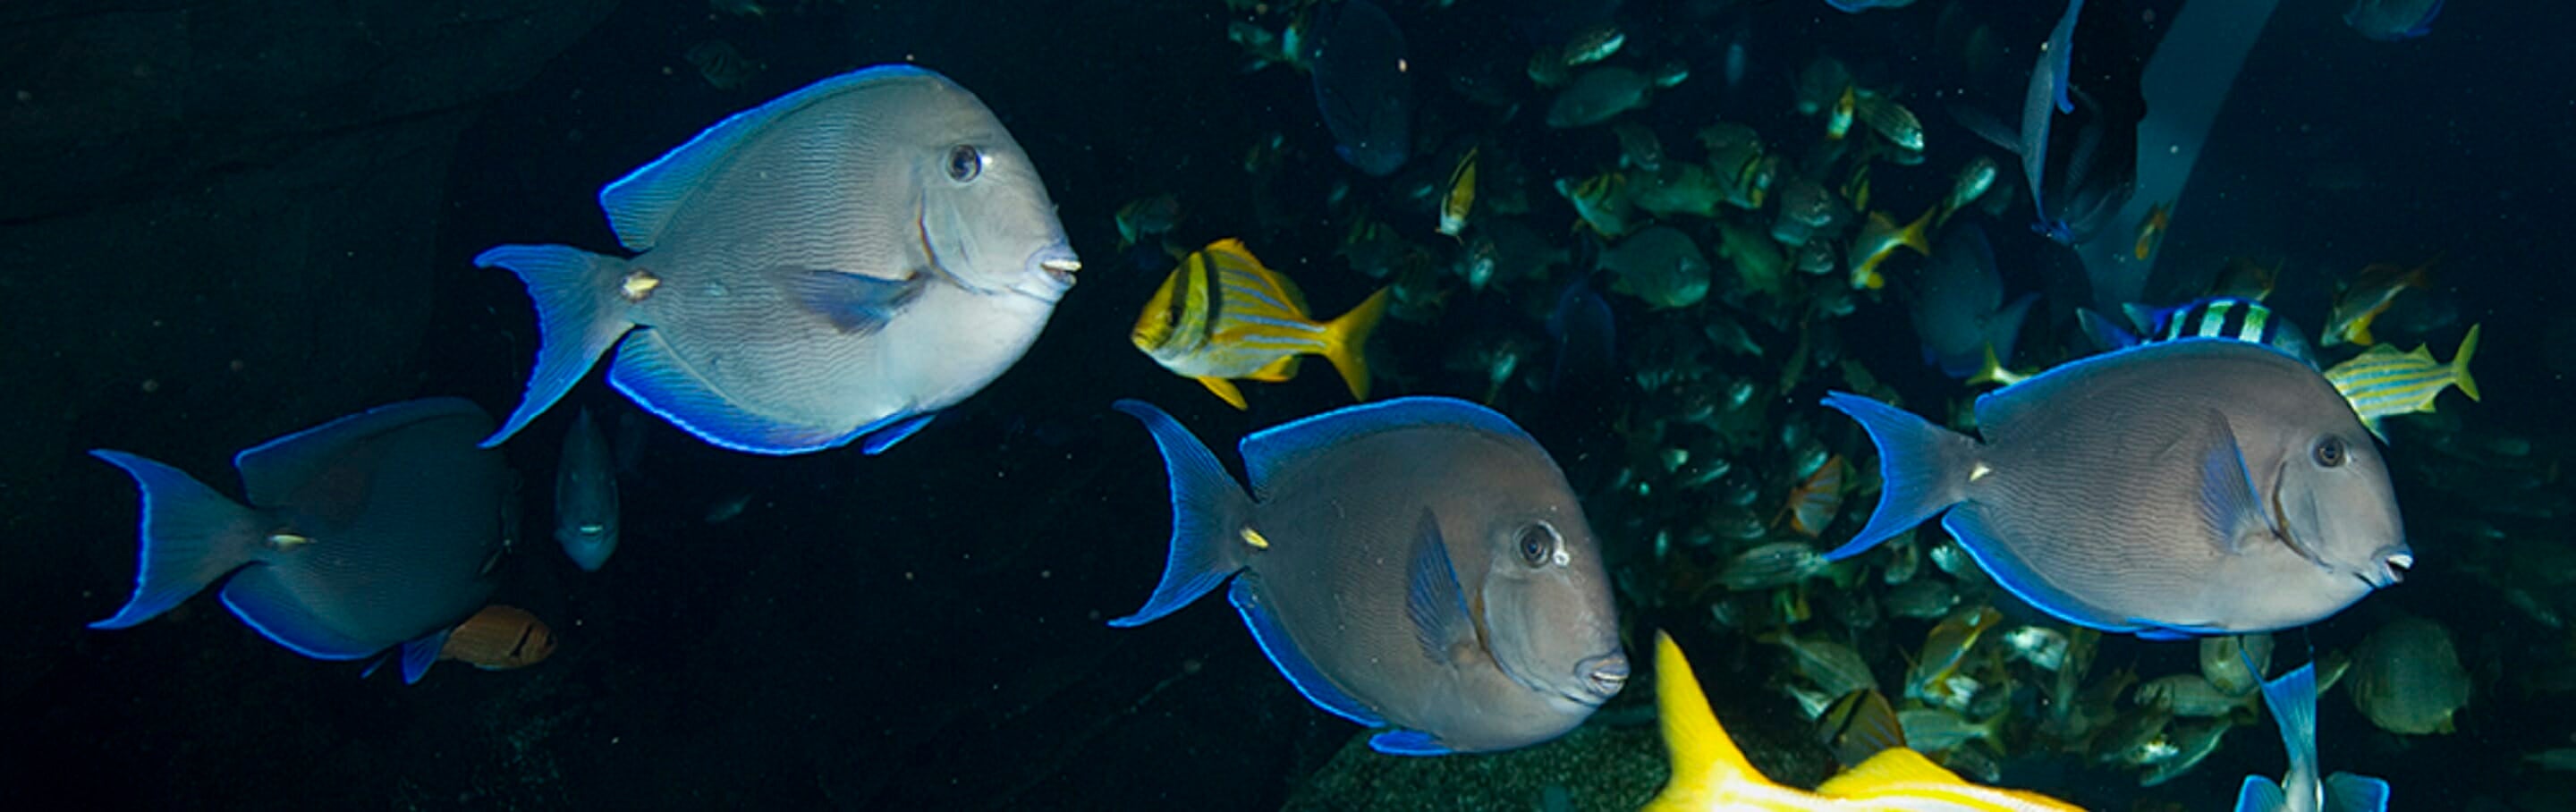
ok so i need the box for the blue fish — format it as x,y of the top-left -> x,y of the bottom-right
2345,0 -> 2442,41
2238,662 -> 2392,812
1823,339 -> 2411,639
1309,0 -> 1413,176
1911,223 -> 2038,379
89,399 -> 511,683
1111,398 -> 1626,755
477,65 -> 1080,455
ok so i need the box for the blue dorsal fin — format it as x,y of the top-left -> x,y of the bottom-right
2236,775 -> 2288,812
218,576 -> 383,660
857,413 -> 936,454
597,65 -> 943,251
1402,511 -> 1476,665
1240,397 -> 1534,495
2077,307 -> 2141,351
2258,663 -> 2320,781
233,399 -> 486,507
2324,773 -> 2390,812
1227,578 -> 1384,727
1940,506 -> 2134,634
398,629 -> 451,684
607,331 -> 854,454
1368,730 -> 1453,756
779,270 -> 924,336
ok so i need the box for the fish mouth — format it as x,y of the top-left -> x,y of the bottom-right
1040,257 -> 1081,286
1568,653 -> 1631,705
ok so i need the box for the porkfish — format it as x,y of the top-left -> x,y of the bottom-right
1131,239 -> 1387,410
89,398 -> 512,683
476,65 -> 1080,455
1822,339 -> 2411,639
1110,398 -> 1627,755
1645,631 -> 2087,811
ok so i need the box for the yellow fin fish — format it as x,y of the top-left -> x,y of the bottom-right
1438,147 -> 1478,240
1849,205 -> 1936,291
1969,343 -> 2031,388
1131,239 -> 1387,410
2131,202 -> 2170,260
2324,323 -> 2481,439
1648,631 -> 2089,811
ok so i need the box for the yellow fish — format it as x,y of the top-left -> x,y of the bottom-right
1132,239 -> 1387,410
1848,206 -> 1935,291
1438,147 -> 1478,240
2131,202 -> 2170,260
2324,323 -> 2481,439
1647,632 -> 2089,811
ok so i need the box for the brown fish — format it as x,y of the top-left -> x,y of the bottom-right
439,605 -> 558,671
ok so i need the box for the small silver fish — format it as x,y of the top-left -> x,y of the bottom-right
555,407 -> 621,571
1110,398 -> 1626,755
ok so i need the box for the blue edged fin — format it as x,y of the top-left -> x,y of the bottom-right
1229,577 -> 1384,727
1402,511 -> 1475,665
398,629 -> 450,684
597,65 -> 942,251
475,245 -> 638,448
2190,410 -> 2275,555
1818,392 -> 1976,560
858,413 -> 936,455
1241,397 -> 1536,495
220,576 -> 384,660
2077,308 -> 2140,352
779,269 -> 923,336
2325,773 -> 2390,812
1942,506 -> 2131,633
234,398 -> 486,506
87,451 -> 264,630
607,329 -> 852,454
2257,663 -> 2320,784
1368,730 -> 1453,757
1107,400 -> 1255,628
2235,775 -> 2287,812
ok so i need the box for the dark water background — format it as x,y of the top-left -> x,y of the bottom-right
3,0 -> 2569,808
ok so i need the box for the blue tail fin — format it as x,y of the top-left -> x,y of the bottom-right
1818,392 -> 1976,560
1108,401 -> 1256,627
2235,775 -> 2287,812
2324,773 -> 2390,812
88,450 -> 264,630
476,244 -> 637,448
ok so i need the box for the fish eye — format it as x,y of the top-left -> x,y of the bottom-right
945,145 -> 984,182
2313,436 -> 2347,468
1516,522 -> 1560,567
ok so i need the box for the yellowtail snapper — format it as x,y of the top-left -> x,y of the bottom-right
2323,324 -> 2480,439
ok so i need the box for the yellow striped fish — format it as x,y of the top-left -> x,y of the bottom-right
2324,323 -> 2481,439
1438,147 -> 1478,240
1131,239 -> 1387,410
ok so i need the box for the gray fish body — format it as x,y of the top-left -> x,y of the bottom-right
1112,398 -> 1626,755
1309,0 -> 1413,175
1827,340 -> 2410,637
1911,223 -> 2037,377
555,407 -> 620,571
478,65 -> 1079,454
89,398 -> 512,682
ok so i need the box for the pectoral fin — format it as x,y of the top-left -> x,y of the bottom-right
2185,410 -> 2277,556
781,269 -> 925,336
1403,511 -> 1479,666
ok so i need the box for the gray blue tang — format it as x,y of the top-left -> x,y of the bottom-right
1911,223 -> 2037,378
1309,0 -> 1412,176
89,398 -> 512,683
477,64 -> 1080,455
1823,339 -> 2411,639
1111,398 -> 1627,755
555,406 -> 620,571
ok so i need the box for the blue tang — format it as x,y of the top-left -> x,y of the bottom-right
1823,339 -> 2411,639
554,406 -> 620,571
89,398 -> 513,683
2238,661 -> 2392,812
1910,223 -> 2038,378
477,65 -> 1080,455
1308,0 -> 1413,176
1111,398 -> 1627,755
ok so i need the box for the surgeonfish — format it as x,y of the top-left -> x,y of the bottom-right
1822,339 -> 2412,638
1643,631 -> 2086,811
1131,239 -> 1388,410
2238,662 -> 2392,812
1911,223 -> 2038,378
1109,398 -> 1626,755
555,407 -> 620,571
2323,324 -> 2480,439
438,605 -> 559,671
2019,0 -> 2085,240
1309,0 -> 1413,175
88,398 -> 512,684
476,65 -> 1080,455
2345,0 -> 2443,41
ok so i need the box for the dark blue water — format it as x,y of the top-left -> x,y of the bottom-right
4,0 -> 2568,808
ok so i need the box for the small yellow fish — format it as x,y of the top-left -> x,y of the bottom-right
1848,206 -> 1936,291
1905,605 -> 2004,705
1132,239 -> 1388,410
2324,323 -> 2480,439
1556,171 -> 1631,237
1115,193 -> 1182,250
1438,148 -> 1478,240
1777,455 -> 1846,537
1852,93 -> 1925,152
1817,689 -> 1907,767
2325,259 -> 2433,346
1936,156 -> 1998,228
1646,632 -> 2088,812
1563,21 -> 1627,66
437,605 -> 557,671
1826,84 -> 1857,140
2132,202 -> 2171,260
1968,343 -> 2031,388
2211,256 -> 2281,301
1841,161 -> 1874,214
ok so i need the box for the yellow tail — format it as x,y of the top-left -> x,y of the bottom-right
1898,205 -> 1936,256
2451,323 -> 2481,402
1647,632 -> 1784,811
1321,287 -> 1389,402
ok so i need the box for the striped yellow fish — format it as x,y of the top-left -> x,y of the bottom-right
1646,631 -> 2087,812
1438,147 -> 1478,240
2324,323 -> 2480,439
1131,239 -> 1387,410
